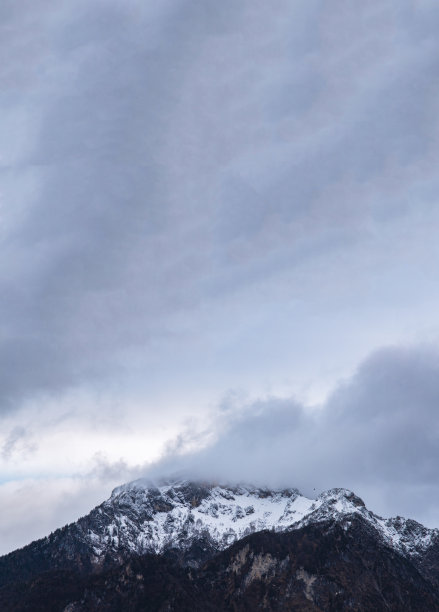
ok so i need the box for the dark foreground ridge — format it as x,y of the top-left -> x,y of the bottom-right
1,479 -> 439,611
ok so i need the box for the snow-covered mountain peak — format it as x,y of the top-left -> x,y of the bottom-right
68,477 -> 439,569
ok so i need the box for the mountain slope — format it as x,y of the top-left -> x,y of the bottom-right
2,518 -> 439,611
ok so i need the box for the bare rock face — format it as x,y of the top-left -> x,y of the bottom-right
1,477 -> 439,610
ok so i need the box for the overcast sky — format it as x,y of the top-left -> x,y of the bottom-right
1,0 -> 439,554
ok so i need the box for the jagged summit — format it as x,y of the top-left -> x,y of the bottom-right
2,476 -> 437,574
100,477 -> 308,566
79,476 -> 438,568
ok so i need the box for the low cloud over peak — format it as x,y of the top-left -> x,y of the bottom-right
153,345 -> 439,526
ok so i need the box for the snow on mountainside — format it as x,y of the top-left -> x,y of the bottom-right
78,477 -> 438,565
2,475 -> 439,607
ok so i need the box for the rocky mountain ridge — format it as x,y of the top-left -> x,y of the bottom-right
70,477 -> 439,566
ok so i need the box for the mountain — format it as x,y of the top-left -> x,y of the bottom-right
1,477 -> 439,610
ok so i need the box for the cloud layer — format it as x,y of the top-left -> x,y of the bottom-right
154,345 -> 439,526
1,0 -> 439,417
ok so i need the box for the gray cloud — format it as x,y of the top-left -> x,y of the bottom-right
1,0 -> 439,417
153,345 -> 439,526
1,426 -> 36,461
